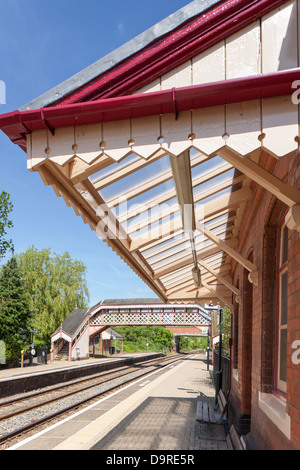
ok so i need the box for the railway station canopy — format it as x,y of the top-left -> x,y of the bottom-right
0,0 -> 300,309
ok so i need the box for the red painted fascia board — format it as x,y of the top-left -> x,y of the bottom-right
58,0 -> 291,105
0,68 -> 298,152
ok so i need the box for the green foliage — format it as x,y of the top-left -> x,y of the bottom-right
179,336 -> 207,351
113,325 -> 174,352
16,247 -> 90,344
0,257 -> 32,361
214,306 -> 232,356
0,191 -> 14,260
222,306 -> 232,356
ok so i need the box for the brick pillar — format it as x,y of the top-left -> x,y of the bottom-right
261,225 -> 277,393
241,264 -> 253,416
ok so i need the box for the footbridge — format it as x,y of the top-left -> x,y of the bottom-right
89,299 -> 211,329
51,299 -> 211,361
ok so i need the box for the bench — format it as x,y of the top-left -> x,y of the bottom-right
196,399 -> 217,423
196,389 -> 228,424
226,425 -> 246,450
196,390 -> 228,441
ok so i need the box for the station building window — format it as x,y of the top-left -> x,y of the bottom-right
276,221 -> 288,394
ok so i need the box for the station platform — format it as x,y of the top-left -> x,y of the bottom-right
0,352 -> 151,380
8,354 -> 228,451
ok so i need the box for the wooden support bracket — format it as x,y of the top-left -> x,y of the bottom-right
217,148 -> 300,208
198,225 -> 258,274
285,205 -> 300,232
248,270 -> 259,287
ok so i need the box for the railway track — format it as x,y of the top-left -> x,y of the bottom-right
0,353 -> 189,448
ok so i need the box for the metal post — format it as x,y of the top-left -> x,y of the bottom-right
215,306 -> 223,403
29,332 -> 33,366
206,330 -> 210,371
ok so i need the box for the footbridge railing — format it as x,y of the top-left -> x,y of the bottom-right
89,302 -> 211,328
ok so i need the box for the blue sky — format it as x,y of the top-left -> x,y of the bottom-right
0,0 -> 190,307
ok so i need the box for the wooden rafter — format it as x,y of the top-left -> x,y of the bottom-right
69,153 -> 114,184
167,283 -> 233,309
198,225 -> 258,280
218,147 -> 300,207
154,237 -> 237,279
162,260 -> 231,287
126,173 -> 241,236
93,148 -> 167,190
166,264 -> 231,294
169,151 -> 195,232
151,226 -> 233,272
110,152 -> 210,211
107,165 -> 174,207
198,260 -> 240,296
130,186 -> 252,252
119,160 -> 232,224
145,216 -> 236,265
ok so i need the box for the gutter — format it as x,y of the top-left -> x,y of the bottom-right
0,68 -> 298,151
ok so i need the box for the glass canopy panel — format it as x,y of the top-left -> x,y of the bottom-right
163,265 -> 192,282
146,238 -> 192,264
205,213 -> 232,226
129,209 -> 181,241
193,169 -> 235,197
117,186 -> 177,222
150,244 -> 191,269
191,155 -> 229,179
125,203 -> 180,235
194,187 -> 233,214
116,182 -> 177,224
91,153 -> 140,184
161,264 -> 194,283
142,232 -> 187,257
99,154 -> 172,203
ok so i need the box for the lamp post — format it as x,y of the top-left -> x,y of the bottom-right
205,303 -> 223,403
20,311 -> 36,367
20,328 -> 29,366
206,328 -> 210,371
110,334 -> 114,355
216,304 -> 223,400
205,302 -> 214,371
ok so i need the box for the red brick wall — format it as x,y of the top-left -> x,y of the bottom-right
286,152 -> 300,450
230,150 -> 300,450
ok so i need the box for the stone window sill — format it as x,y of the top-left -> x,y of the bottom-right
232,368 -> 239,382
258,392 -> 291,440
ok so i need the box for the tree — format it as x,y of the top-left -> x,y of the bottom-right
0,257 -> 31,362
214,306 -> 232,356
179,336 -> 207,351
0,191 -> 14,260
113,325 -> 173,352
16,247 -> 90,344
222,306 -> 232,356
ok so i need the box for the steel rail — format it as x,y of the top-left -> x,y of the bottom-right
0,354 -> 179,420
0,354 -> 175,409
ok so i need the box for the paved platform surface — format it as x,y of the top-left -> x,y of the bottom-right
9,354 -> 228,451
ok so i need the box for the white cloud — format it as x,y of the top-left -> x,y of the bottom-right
118,23 -> 124,34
